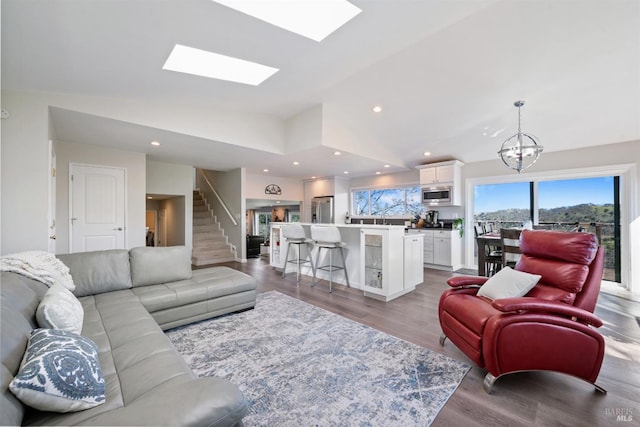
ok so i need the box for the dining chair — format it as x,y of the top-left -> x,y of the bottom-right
500,228 -> 523,268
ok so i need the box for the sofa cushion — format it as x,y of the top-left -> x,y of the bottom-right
129,246 -> 192,287
36,283 -> 84,334
57,250 -> 132,297
9,329 -> 105,413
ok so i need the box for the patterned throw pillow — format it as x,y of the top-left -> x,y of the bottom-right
9,329 -> 105,412
36,282 -> 84,334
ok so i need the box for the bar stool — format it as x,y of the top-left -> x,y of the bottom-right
310,225 -> 350,293
281,224 -> 315,282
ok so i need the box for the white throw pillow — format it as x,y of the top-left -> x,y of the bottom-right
36,282 -> 84,335
477,267 -> 541,300
9,329 -> 105,412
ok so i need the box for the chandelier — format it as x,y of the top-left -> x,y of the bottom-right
498,100 -> 543,173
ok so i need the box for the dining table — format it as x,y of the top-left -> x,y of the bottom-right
475,231 -> 502,276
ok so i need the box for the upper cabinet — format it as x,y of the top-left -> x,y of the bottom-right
417,160 -> 463,186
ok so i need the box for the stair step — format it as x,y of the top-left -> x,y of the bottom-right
192,255 -> 236,266
193,240 -> 229,250
193,225 -> 222,234
193,217 -> 215,226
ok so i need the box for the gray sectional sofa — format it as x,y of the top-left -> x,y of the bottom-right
1,246 -> 257,426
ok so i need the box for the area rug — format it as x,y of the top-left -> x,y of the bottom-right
166,291 -> 470,426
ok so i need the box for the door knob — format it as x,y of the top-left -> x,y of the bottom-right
49,235 -> 56,240
113,227 -> 123,231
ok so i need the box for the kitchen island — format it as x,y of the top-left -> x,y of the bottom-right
270,223 -> 423,301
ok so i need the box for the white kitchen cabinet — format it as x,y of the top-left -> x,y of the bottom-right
360,227 -> 408,302
413,229 -> 462,271
418,160 -> 462,185
433,232 -> 452,266
419,164 -> 454,185
403,234 -> 424,289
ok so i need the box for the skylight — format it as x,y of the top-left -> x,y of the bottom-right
212,0 -> 362,42
162,44 -> 279,86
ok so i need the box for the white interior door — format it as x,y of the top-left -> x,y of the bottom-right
70,164 -> 126,252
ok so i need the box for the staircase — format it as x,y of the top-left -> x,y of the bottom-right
192,190 -> 236,266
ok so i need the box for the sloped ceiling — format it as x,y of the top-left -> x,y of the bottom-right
2,0 -> 639,178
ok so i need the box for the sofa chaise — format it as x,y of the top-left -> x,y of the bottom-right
1,246 -> 257,426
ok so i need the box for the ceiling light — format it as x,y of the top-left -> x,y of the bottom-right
376,171 -> 381,175
293,161 -> 299,165
372,105 -> 382,113
163,44 -> 278,86
212,0 -> 361,42
263,169 -> 269,172
151,141 -> 160,146
333,151 -> 341,156
384,164 -> 390,168
498,100 -> 544,173
423,151 -> 431,156
343,171 -> 349,174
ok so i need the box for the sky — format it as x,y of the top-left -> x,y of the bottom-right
474,177 -> 614,214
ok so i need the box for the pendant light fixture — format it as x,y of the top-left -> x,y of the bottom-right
498,100 -> 543,173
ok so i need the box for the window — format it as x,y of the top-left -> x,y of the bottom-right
473,176 -> 620,283
352,186 -> 421,216
474,182 -> 531,228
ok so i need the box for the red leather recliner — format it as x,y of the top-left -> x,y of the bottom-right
439,229 -> 606,393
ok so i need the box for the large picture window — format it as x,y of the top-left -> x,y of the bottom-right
473,176 -> 619,282
352,186 -> 422,216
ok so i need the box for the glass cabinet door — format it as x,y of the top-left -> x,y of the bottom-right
361,230 -> 385,295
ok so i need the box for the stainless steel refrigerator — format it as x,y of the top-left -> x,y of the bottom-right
311,196 -> 334,224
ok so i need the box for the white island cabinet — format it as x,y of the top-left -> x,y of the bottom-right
270,223 -> 423,302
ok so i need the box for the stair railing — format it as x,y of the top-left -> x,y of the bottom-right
198,169 -> 238,226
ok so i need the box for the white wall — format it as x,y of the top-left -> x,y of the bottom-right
146,160 -> 194,250
245,173 -> 303,201
54,141 -> 146,253
1,92 -> 51,254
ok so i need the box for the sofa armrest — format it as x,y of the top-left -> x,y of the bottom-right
491,297 -> 603,327
82,377 -> 247,427
447,275 -> 488,288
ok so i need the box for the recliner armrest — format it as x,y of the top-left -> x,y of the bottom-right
491,297 -> 603,327
447,275 -> 488,288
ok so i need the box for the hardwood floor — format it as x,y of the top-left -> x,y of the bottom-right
211,257 -> 640,426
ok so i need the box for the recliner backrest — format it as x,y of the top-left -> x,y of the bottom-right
516,230 -> 602,309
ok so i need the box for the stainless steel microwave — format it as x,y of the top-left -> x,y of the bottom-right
422,187 -> 452,204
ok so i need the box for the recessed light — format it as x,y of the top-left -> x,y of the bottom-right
423,151 -> 431,156
147,196 -> 153,199
151,141 -> 160,146
263,169 -> 269,172
376,171 -> 381,175
293,161 -> 299,165
211,0 -> 361,42
372,105 -> 382,113
334,151 -> 341,156
276,201 -> 281,204
384,164 -> 390,168
163,44 -> 278,86
311,176 -> 317,179
343,171 -> 349,174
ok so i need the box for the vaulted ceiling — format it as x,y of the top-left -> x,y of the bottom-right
2,0 -> 639,178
